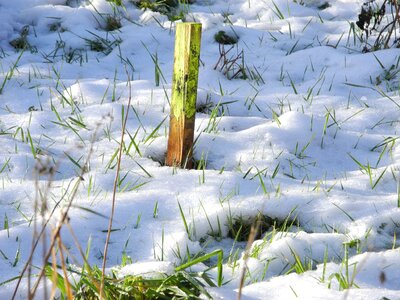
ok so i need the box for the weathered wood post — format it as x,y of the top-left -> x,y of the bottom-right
166,22 -> 202,169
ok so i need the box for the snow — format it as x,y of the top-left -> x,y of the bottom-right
0,0 -> 400,299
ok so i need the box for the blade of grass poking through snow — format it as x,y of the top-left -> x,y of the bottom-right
271,0 -> 285,19
175,249 -> 223,287
154,52 -> 160,86
272,162 -> 280,179
70,205 -> 108,219
12,245 -> 20,267
126,128 -> 142,156
135,161 -> 153,178
4,213 -> 9,238
319,247 -> 329,283
257,170 -> 269,195
397,175 -> 400,208
373,85 -> 400,109
371,167 -> 387,189
144,116 -> 167,144
27,129 -> 36,159
0,157 -> 11,174
321,110 -> 329,148
153,201 -> 158,218
100,70 -> 133,300
331,203 -> 354,221
287,246 -> 312,274
64,152 -> 83,171
0,49 -> 24,95
141,42 -> 167,86
177,200 -> 190,237
348,153 -> 386,189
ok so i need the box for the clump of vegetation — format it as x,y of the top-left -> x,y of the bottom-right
286,247 -> 314,275
373,54 -> 400,91
227,214 -> 294,242
317,2 -> 330,10
9,25 -> 31,50
214,45 -> 265,84
88,39 -> 108,52
327,243 -> 359,291
131,0 -> 194,21
356,0 -> 400,51
133,0 -> 174,12
214,30 -> 238,45
63,47 -> 88,64
84,33 -> 122,55
47,265 -> 213,299
105,15 -> 122,31
49,21 -> 67,33
107,0 -> 122,5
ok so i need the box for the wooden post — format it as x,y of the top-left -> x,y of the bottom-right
166,23 -> 202,169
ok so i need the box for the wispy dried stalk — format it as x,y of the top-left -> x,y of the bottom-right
100,70 -> 133,300
11,137 -> 96,300
237,212 -> 263,300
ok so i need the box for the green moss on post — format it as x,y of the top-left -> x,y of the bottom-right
166,23 -> 202,169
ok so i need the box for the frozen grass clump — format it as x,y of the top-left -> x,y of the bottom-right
214,30 -> 238,45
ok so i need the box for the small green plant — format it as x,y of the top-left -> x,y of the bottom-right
108,0 -> 122,5
214,30 -> 238,45
227,213 -> 292,242
373,54 -> 400,91
328,243 -> 359,291
87,39 -> 106,52
40,240 -> 223,299
105,15 -> 122,31
197,201 -> 223,241
375,63 -> 400,85
202,101 -> 225,134
48,21 -> 66,33
46,265 -> 214,299
348,153 -> 388,189
83,32 -> 122,55
9,26 -> 32,50
270,0 -> 285,20
132,0 -> 192,20
286,247 -> 314,275
62,47 -> 87,64
0,49 -> 24,94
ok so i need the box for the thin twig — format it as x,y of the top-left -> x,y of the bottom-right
57,234 -> 73,300
12,159 -> 60,300
237,213 -> 263,300
23,138 -> 97,299
100,70 -> 133,300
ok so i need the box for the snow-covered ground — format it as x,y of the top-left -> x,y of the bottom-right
0,0 -> 400,299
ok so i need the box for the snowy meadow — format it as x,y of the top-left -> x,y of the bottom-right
0,0 -> 400,299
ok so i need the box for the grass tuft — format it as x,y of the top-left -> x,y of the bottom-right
9,26 -> 31,50
227,214 -> 295,242
214,31 -> 238,45
105,15 -> 122,31
46,264 -> 214,299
